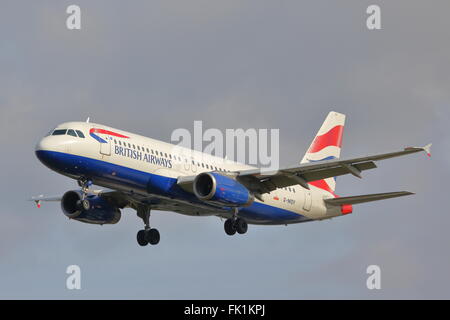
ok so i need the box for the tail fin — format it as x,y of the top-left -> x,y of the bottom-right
301,111 -> 346,194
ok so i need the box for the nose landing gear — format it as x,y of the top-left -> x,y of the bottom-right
76,178 -> 93,210
77,178 -> 92,197
76,198 -> 91,211
136,206 -> 160,246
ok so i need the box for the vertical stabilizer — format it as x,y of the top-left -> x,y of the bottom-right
300,111 -> 346,193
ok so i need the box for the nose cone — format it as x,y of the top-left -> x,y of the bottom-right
35,137 -> 49,152
35,136 -> 60,153
35,137 -> 61,170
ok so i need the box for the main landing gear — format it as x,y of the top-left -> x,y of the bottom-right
224,209 -> 248,236
136,206 -> 160,246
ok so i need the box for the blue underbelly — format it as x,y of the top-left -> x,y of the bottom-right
35,150 -> 309,224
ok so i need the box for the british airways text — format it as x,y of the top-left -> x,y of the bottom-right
114,146 -> 173,168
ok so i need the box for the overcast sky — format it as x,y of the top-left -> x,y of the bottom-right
0,0 -> 448,299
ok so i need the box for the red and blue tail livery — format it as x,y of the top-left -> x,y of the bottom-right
32,112 -> 431,247
301,111 -> 346,196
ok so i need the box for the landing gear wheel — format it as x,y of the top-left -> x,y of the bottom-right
236,218 -> 248,234
145,228 -> 160,245
81,199 -> 90,211
137,230 -> 148,246
136,206 -> 160,246
224,219 -> 236,236
76,199 -> 90,211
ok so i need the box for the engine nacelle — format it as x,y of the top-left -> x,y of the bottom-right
193,172 -> 254,207
61,190 -> 121,225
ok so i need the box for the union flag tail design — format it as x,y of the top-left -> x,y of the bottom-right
300,111 -> 346,195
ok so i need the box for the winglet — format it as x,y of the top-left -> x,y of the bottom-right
30,196 -> 43,208
423,143 -> 432,158
404,143 -> 432,158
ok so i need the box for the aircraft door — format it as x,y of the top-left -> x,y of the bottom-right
100,136 -> 111,156
303,190 -> 312,211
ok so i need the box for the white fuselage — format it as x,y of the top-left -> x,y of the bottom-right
35,121 -> 344,225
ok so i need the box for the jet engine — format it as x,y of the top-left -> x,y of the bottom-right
193,172 -> 254,207
61,190 -> 121,225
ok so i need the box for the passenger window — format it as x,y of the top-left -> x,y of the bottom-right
67,129 -> 77,137
165,153 -> 168,158
137,146 -> 140,151
52,129 -> 67,135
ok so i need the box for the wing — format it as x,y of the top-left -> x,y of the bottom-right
99,190 -> 228,216
31,189 -> 227,216
177,144 -> 431,197
236,144 -> 431,194
29,195 -> 62,208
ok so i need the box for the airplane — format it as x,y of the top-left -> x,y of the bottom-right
32,112 -> 431,246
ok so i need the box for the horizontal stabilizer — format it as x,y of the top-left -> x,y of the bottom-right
324,191 -> 414,206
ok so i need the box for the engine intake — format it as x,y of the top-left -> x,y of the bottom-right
193,172 -> 254,207
61,190 -> 121,225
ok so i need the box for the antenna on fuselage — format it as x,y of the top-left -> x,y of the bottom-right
86,117 -> 90,123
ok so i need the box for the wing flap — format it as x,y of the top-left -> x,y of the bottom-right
300,161 -> 377,182
324,191 -> 414,206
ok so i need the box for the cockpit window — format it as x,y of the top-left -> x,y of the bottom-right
76,130 -> 85,138
52,129 -> 67,136
45,129 -> 54,137
67,129 -> 77,137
